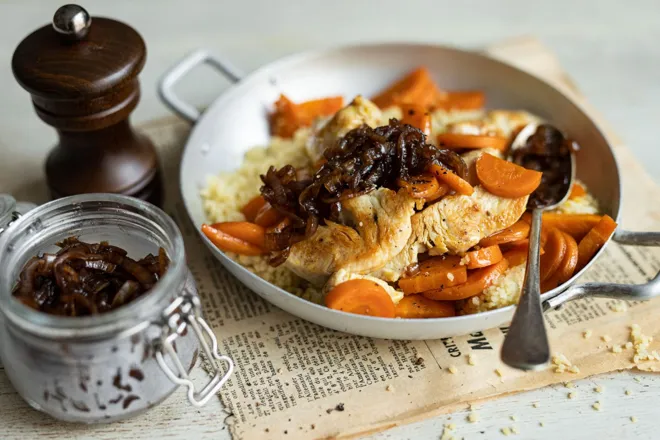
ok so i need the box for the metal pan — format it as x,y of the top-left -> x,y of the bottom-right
159,43 -> 660,340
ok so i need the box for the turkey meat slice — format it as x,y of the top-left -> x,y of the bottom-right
444,109 -> 540,138
413,185 -> 528,256
305,95 -> 382,163
285,188 -> 416,286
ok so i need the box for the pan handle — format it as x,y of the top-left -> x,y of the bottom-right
158,49 -> 244,123
544,229 -> 660,310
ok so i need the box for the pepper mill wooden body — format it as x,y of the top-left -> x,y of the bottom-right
12,5 -> 162,206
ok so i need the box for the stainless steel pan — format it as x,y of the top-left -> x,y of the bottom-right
159,43 -> 660,340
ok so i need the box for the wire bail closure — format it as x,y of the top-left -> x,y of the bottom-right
155,289 -> 234,407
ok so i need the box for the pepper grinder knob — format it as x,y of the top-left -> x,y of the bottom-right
12,4 -> 163,206
52,4 -> 91,41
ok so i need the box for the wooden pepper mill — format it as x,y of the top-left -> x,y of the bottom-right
12,4 -> 162,206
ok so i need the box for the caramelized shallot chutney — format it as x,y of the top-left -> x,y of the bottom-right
511,124 -> 578,208
12,237 -> 169,317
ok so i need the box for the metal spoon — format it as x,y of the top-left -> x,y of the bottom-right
500,123 -> 576,371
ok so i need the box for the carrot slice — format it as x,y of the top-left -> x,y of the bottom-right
502,238 -> 546,255
422,259 -> 509,301
569,182 -> 587,199
241,195 -> 267,222
541,232 -> 579,292
399,258 -> 467,295
475,153 -> 543,198
270,94 -> 344,138
479,220 -> 530,247
434,91 -> 485,111
429,163 -> 474,196
394,295 -> 456,319
437,133 -> 509,152
464,245 -> 503,269
503,248 -> 528,268
294,96 -> 344,126
371,67 -> 444,109
541,213 -> 602,242
211,222 -> 266,248
325,279 -> 395,318
576,215 -> 618,271
540,228 -> 567,281
397,174 -> 447,201
400,104 -> 432,136
201,224 -> 264,256
253,202 -> 281,227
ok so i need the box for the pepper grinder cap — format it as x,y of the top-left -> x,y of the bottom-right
12,4 -> 146,100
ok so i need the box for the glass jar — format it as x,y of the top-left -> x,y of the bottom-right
0,194 -> 35,233
0,194 -> 233,423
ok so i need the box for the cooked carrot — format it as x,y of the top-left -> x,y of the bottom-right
569,182 -> 587,199
434,91 -> 485,111
540,228 -> 567,282
422,259 -> 509,301
542,232 -> 579,292
371,67 -> 444,109
253,202 -> 281,227
400,104 -> 432,136
394,295 -> 456,319
576,215 -> 618,271
429,163 -> 474,196
503,248 -> 528,268
270,95 -> 299,138
464,245 -> 503,269
475,153 -> 543,198
541,213 -> 602,242
437,133 -> 509,152
479,220 -> 530,247
399,258 -> 467,295
241,195 -> 267,222
201,224 -> 264,256
295,96 -> 344,126
325,279 -> 395,318
397,174 -> 447,201
502,238 -> 546,255
211,222 -> 266,248
416,255 -> 462,272
270,94 -> 344,138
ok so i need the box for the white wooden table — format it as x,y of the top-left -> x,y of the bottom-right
1,1 -> 659,438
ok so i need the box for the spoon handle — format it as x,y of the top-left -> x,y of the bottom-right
501,208 -> 551,370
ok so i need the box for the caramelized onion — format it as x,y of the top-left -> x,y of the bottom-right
260,119 -> 466,265
12,238 -> 169,317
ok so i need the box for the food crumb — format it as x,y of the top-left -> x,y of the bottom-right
511,426 -> 519,434
467,354 -> 476,366
448,365 -> 458,374
553,353 -> 579,373
440,423 -> 456,440
625,341 -> 633,349
611,345 -> 623,353
467,412 -> 479,423
277,368 -> 282,374
592,401 -> 601,411
630,324 -> 659,364
583,329 -> 593,339
532,402 -> 540,408
335,403 -> 345,412
447,272 -> 455,282
501,427 -> 511,436
495,368 -> 503,377
539,421 -> 544,427
610,301 -> 628,312
386,384 -> 394,392
634,377 -> 642,383
594,386 -> 603,393
564,382 -> 574,389
602,335 -> 612,343
510,415 -> 517,421
568,392 -> 576,399
414,356 -> 425,366
625,389 -> 632,396
631,416 -> 638,423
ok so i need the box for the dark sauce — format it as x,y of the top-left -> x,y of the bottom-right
12,237 -> 169,316
511,124 -> 578,209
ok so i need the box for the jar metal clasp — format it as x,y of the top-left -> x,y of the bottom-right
154,291 -> 234,407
